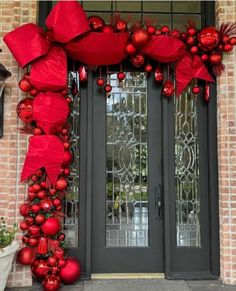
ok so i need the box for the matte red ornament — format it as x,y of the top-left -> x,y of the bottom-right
97,77 -> 105,87
59,257 -> 81,284
192,85 -> 200,94
154,67 -> 164,82
17,98 -> 33,123
20,221 -> 29,231
40,199 -> 53,212
20,203 -> 31,217
88,15 -> 105,31
43,274 -> 61,291
223,43 -> 233,52
79,65 -> 88,82
28,225 -> 41,237
198,26 -> 220,51
35,214 -> 46,225
209,52 -> 222,64
147,25 -> 156,35
130,53 -> 145,68
17,247 -> 36,265
125,43 -> 137,55
131,29 -> 150,48
37,237 -> 48,255
19,78 -> 32,92
42,218 -> 61,236
162,80 -> 174,97
102,25 -> 114,33
31,259 -> 50,279
31,204 -> 41,214
144,64 -> 153,73
56,176 -> 68,191
114,20 -> 127,32
104,84 -> 112,93
117,72 -> 126,81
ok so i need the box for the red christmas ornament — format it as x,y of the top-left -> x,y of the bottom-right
31,259 -> 50,279
37,190 -> 47,199
230,37 -> 236,45
192,85 -> 200,94
181,32 -> 188,40
117,72 -> 126,81
222,34 -> 230,44
154,67 -> 164,82
62,150 -> 72,168
22,235 -> 29,244
40,199 -> 53,212
20,221 -> 29,231
47,256 -> 57,267
58,259 -> 66,268
170,29 -> 180,38
56,177 -> 68,191
28,237 -> 38,247
26,216 -> 34,225
186,36 -> 195,45
51,265 -> 59,274
209,52 -> 222,65
59,258 -> 81,284
88,15 -> 105,31
223,43 -> 233,52
63,142 -> 70,150
190,46 -> 198,54
125,43 -> 137,56
41,218 -> 61,236
104,84 -> 112,93
24,72 -> 30,80
188,27 -> 197,36
20,203 -> 31,217
58,233 -> 65,241
147,25 -> 156,35
35,214 -> 46,225
28,191 -> 37,201
78,65 -> 88,82
31,204 -> 41,214
198,27 -> 220,51
29,87 -> 39,97
16,98 -> 33,123
33,127 -> 43,135
64,168 -> 70,176
155,29 -> 162,35
131,29 -> 149,48
18,78 -> 32,92
130,53 -> 145,68
114,20 -> 127,32
161,26 -> 169,34
43,274 -> 61,291
37,237 -> 48,255
162,80 -> 174,97
28,225 -> 41,237
49,188 -> 56,196
53,198 -> 61,207
32,184 -> 41,193
144,64 -> 153,73
201,54 -> 209,62
17,247 -> 36,265
102,25 -> 114,33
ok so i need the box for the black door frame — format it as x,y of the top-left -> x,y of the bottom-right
39,0 -> 219,280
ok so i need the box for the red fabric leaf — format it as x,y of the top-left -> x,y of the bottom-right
46,0 -> 90,43
141,35 -> 186,63
21,135 -> 64,184
175,54 -> 214,96
3,23 -> 50,68
30,45 -> 67,91
64,32 -> 129,65
33,92 -> 69,135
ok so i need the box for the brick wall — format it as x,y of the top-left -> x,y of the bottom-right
216,0 -> 236,285
0,0 -> 38,287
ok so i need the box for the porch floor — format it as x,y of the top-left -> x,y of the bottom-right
6,279 -> 236,291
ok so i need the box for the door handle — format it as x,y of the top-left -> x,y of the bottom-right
155,184 -> 163,220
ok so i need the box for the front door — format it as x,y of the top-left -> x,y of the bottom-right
92,71 -> 163,273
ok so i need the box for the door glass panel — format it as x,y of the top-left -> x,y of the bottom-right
106,72 -> 148,247
175,86 -> 201,247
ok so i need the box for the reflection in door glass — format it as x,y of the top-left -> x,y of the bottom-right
175,85 -> 201,247
106,72 -> 148,247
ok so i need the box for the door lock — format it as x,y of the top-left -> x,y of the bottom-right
155,184 -> 163,220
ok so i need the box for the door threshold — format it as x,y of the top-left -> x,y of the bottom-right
91,273 -> 165,279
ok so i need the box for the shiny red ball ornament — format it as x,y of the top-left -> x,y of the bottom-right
114,19 -> 127,32
78,65 -> 88,82
63,142 -> 70,150
29,87 -> 39,97
20,221 -> 29,231
37,190 -> 46,199
17,247 -> 36,265
20,203 -> 31,217
96,77 -> 105,87
53,198 -> 61,207
186,36 -> 195,45
229,37 -> 236,45
28,191 -> 37,201
222,34 -> 230,44
59,258 -> 81,284
16,98 -> 33,123
22,235 -> 29,244
62,150 -> 72,168
35,214 -> 46,225
131,29 -> 149,48
102,25 -> 114,33
31,259 -> 50,279
198,27 -> 220,51
209,52 -> 222,65
201,54 -> 209,62
180,32 -> 188,40
104,84 -> 112,93
56,177 -> 68,191
47,256 -> 57,267
188,27 -> 197,36
31,204 -> 41,214
40,199 -> 53,212
28,225 -> 41,237
223,43 -> 233,52
64,168 -> 70,176
37,237 -> 48,255
32,183 -> 41,193
154,67 -> 164,82
190,46 -> 198,54
161,26 -> 169,34
144,64 -> 153,73
192,85 -> 200,94
130,53 -> 145,68
170,29 -> 180,38
162,80 -> 174,97
125,43 -> 137,56
18,78 -> 32,92
117,72 -> 126,81
147,25 -> 156,35
43,274 -> 61,291
42,218 -> 61,236
49,188 -> 56,196
33,127 -> 43,135
28,237 -> 38,247
88,15 -> 105,31
26,216 -> 34,225
58,259 -> 66,268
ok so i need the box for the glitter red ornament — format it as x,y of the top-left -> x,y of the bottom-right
162,80 -> 174,97
104,84 -> 112,93
154,67 -> 164,82
40,199 -> 53,212
37,237 -> 48,255
16,98 -> 34,123
198,27 -> 220,51
117,72 -> 126,81
88,15 -> 105,31
31,259 -> 50,279
131,29 -> 149,48
114,19 -> 127,32
43,274 -> 61,291
130,53 -> 145,68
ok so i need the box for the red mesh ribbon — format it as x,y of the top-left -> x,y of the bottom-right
30,45 -> 67,92
3,23 -> 50,68
64,32 -> 129,65
141,35 -> 186,63
175,53 -> 214,96
21,135 -> 64,184
33,92 -> 69,134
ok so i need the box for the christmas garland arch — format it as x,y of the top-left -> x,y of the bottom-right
3,0 -> 236,290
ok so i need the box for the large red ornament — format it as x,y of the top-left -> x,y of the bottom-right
114,20 -> 127,32
88,15 -> 105,31
19,203 -> 31,217
31,259 -> 50,279
130,53 -> 145,68
198,27 -> 220,51
16,98 -> 33,123
43,274 -> 61,291
17,247 -> 36,265
131,29 -> 149,48
41,218 -> 61,236
59,258 -> 81,284
62,150 -> 72,168
56,176 -> 68,191
162,80 -> 175,97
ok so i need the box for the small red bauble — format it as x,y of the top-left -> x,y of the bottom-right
117,72 -> 126,81
188,27 -> 197,36
201,54 -> 209,62
42,218 -> 61,236
51,265 -> 59,274
88,15 -> 105,31
40,181 -> 47,189
161,26 -> 169,34
28,191 -> 37,201
47,256 -> 58,267
192,85 -> 200,94
24,72 -> 30,80
229,37 -> 236,45
63,142 -> 70,150
209,52 -> 222,65
125,43 -> 137,55
155,29 -> 162,35
49,188 -> 56,196
180,32 -> 188,40
59,258 -> 81,285
35,214 -> 46,225
198,27 -> 220,51
58,233 -> 65,241
53,198 -> 61,207
186,36 -> 195,45
104,84 -> 112,93
147,25 -> 156,35
18,78 -> 32,92
64,168 -> 70,176
29,87 -> 39,97
43,274 -> 61,291
162,80 -> 175,97
130,53 -> 145,68
31,259 -> 50,279
190,46 -> 198,54
62,150 -> 72,168
31,175 -> 38,182
144,64 -> 153,73
26,216 -> 34,225
96,77 -> 105,87
223,44 -> 233,52
28,237 -> 38,247
58,259 -> 66,268
16,98 -> 33,123
37,190 -> 46,199
56,177 -> 68,191
154,67 -> 164,82
56,205 -> 62,211
20,203 -> 31,217
32,184 -> 41,193
222,34 -> 230,44
54,248 -> 65,259
17,247 -> 36,265
31,204 -> 41,214
61,128 -> 68,135
131,29 -> 149,48
78,65 -> 88,82
20,221 -> 29,231
102,25 -> 114,33
28,225 -> 41,237
114,19 -> 127,32
33,127 -> 43,135
22,235 -> 29,244
40,199 -> 53,212
66,97 -> 72,104
170,29 -> 180,38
